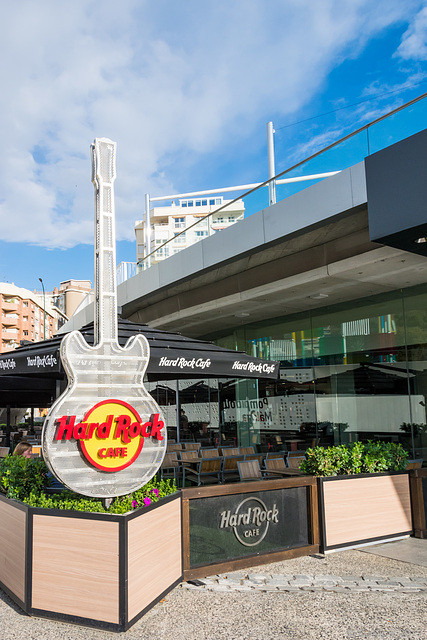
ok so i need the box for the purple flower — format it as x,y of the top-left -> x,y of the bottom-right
132,500 -> 138,508
150,488 -> 159,497
144,497 -> 151,506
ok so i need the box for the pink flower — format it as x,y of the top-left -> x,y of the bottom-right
150,488 -> 159,497
132,500 -> 138,508
144,497 -> 151,506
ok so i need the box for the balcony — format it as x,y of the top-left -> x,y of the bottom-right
1,314 -> 19,326
1,301 -> 19,312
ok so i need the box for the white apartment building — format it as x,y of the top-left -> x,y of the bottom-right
135,197 -> 245,264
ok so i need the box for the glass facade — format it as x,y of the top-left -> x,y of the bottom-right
146,285 -> 427,462
214,284 -> 427,460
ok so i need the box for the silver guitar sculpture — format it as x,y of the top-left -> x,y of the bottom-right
42,138 -> 167,498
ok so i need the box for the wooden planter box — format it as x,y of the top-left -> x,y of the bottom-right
409,468 -> 427,539
0,492 -> 182,632
181,476 -> 319,580
318,472 -> 413,552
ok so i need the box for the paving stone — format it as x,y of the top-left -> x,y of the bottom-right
247,574 -> 268,582
340,576 -> 363,582
266,577 -> 292,586
312,578 -> 338,586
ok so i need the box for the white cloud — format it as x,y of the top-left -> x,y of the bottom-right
0,0 -> 424,249
396,6 -> 427,60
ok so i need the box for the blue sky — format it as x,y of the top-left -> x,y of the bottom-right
0,0 -> 426,293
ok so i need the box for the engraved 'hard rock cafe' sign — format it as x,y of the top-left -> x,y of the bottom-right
42,139 -> 167,498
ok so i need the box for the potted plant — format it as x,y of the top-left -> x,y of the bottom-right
300,441 -> 412,552
0,455 -> 181,632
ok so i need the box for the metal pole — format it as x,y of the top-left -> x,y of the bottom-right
145,194 -> 151,267
38,277 -> 46,340
267,121 -> 276,205
5,405 -> 11,449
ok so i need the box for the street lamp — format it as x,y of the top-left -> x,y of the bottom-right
38,277 -> 46,340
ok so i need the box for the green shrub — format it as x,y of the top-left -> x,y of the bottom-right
300,441 -> 409,477
21,477 -> 176,514
0,455 -> 177,514
0,455 -> 52,500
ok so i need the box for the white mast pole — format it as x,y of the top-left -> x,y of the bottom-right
267,121 -> 276,206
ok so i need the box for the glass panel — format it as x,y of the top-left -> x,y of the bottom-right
146,379 -> 177,441
189,487 -> 309,567
178,378 -> 219,445
311,292 -> 412,448
403,285 -> 427,462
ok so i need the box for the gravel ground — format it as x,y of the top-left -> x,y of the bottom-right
0,549 -> 426,639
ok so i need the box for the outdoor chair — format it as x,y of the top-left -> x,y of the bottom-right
221,455 -> 244,483
244,453 -> 264,465
179,450 -> 199,464
265,451 -> 287,460
239,446 -> 255,455
0,447 -> 10,458
286,452 -> 306,469
160,452 -> 182,485
220,447 -> 239,457
264,457 -> 304,477
406,459 -> 423,469
200,448 -> 219,458
183,442 -> 201,452
167,443 -> 182,453
237,459 -> 267,482
184,457 -> 222,486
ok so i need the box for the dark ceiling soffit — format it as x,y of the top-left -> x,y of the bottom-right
366,128 -> 427,258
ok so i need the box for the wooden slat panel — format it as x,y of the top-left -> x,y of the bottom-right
323,475 -> 412,548
0,500 -> 26,602
128,498 -> 182,621
32,515 -> 119,624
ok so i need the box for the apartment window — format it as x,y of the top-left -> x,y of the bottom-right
174,217 -> 185,229
23,330 -> 28,336
23,316 -> 28,322
228,216 -> 235,222
174,232 -> 186,244
23,301 -> 28,307
195,231 -> 208,237
216,217 -> 225,223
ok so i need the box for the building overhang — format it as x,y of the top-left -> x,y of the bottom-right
63,129 -> 427,340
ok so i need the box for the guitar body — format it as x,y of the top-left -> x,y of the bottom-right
42,331 -> 167,497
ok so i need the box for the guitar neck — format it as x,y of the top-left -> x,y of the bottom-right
91,138 -> 118,346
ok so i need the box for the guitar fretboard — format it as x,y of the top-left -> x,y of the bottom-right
91,138 -> 118,346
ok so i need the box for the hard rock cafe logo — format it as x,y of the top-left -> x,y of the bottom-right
219,497 -> 279,547
55,399 -> 164,472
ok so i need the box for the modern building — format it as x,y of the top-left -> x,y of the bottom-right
62,126 -> 427,462
0,283 -> 56,353
135,196 -> 244,264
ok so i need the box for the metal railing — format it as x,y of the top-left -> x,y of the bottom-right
133,92 -> 427,275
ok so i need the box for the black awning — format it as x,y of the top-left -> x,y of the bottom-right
0,375 -> 57,408
0,318 -> 279,382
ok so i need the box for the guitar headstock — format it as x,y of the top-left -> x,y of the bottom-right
91,138 -> 116,187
